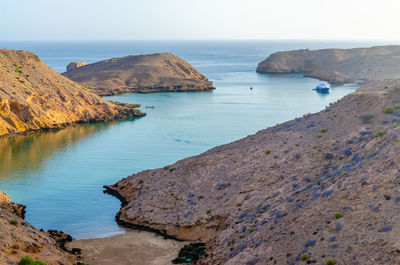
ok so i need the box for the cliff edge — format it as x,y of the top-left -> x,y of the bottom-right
0,49 -> 144,137
62,53 -> 215,96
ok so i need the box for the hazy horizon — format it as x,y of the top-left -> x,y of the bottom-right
2,0 -> 400,42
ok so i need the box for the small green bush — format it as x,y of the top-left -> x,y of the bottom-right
384,106 -> 394,114
317,133 -> 322,138
206,209 -> 211,214
374,130 -> 385,137
236,202 -> 242,207
320,128 -> 327,133
396,105 -> 400,109
300,253 -> 310,261
248,227 -> 256,233
326,258 -> 336,265
393,123 -> 398,128
312,145 -> 317,149
342,171 -> 348,176
138,179 -> 144,184
385,85 -> 390,89
334,212 -> 343,219
333,114 -> 337,117
18,256 -> 46,265
295,143 -> 299,146
163,166 -> 170,170
265,149 -> 271,155
169,167 -> 175,172
10,219 -> 18,225
238,234 -> 244,239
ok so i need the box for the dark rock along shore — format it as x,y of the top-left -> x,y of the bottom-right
106,46 -> 400,264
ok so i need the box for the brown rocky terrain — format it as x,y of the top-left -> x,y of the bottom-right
106,77 -> 400,264
256,45 -> 400,84
0,191 -> 77,264
0,49 -> 144,137
62,53 -> 215,96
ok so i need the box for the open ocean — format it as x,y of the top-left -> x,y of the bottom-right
0,40 -> 381,238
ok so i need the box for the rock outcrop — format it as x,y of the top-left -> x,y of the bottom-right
0,191 -> 77,265
66,62 -> 87,71
256,45 -> 400,84
0,49 -> 144,137
62,53 -> 215,96
106,79 -> 400,264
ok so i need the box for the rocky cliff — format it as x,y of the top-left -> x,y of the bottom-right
0,191 -> 77,265
0,49 -> 144,137
106,79 -> 400,264
62,53 -> 215,96
256,45 -> 400,84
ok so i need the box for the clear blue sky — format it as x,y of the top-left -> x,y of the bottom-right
2,0 -> 400,41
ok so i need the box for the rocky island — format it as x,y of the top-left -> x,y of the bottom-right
105,46 -> 400,264
0,49 -> 144,137
257,45 -> 400,84
62,53 -> 215,96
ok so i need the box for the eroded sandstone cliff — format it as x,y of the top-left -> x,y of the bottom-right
62,53 -> 215,96
256,45 -> 400,84
0,49 -> 144,137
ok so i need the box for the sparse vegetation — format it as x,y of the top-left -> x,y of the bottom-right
169,167 -> 175,172
393,123 -> 398,128
265,149 -> 271,155
206,209 -> 211,214
374,130 -> 385,137
300,253 -> 310,261
163,166 -> 170,170
18,257 -> 46,265
138,179 -> 144,184
320,128 -> 327,133
334,212 -> 343,219
10,219 -> 18,225
248,227 -> 256,232
342,172 -> 348,176
326,258 -> 336,265
238,234 -> 245,239
312,145 -> 317,149
359,114 -> 374,124
317,133 -> 322,138
236,202 -> 242,207
384,106 -> 394,114
396,105 -> 400,109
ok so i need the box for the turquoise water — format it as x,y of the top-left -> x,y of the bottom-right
0,41 -> 361,238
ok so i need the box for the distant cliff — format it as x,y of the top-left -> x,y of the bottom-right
62,53 -> 215,96
257,45 -> 400,84
0,49 -> 144,137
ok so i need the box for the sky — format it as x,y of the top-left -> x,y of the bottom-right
1,0 -> 400,41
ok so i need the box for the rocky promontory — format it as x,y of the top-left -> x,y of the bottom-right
257,45 -> 400,84
105,45 -> 400,264
0,191 -> 77,264
0,49 -> 144,137
62,53 -> 215,96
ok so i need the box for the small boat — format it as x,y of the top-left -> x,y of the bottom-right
250,87 -> 253,90
314,83 -> 330,93
145,105 -> 155,109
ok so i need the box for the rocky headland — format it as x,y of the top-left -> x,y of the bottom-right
62,53 -> 215,96
105,46 -> 400,264
256,45 -> 400,84
0,49 -> 144,137
0,191 -> 78,265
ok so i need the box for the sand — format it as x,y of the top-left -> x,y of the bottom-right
67,229 -> 186,265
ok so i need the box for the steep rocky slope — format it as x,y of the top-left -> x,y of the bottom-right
256,45 -> 400,84
0,192 -> 77,265
0,49 -> 144,137
106,80 -> 400,264
62,53 -> 214,96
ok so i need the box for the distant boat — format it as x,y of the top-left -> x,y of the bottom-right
250,87 -> 253,90
314,83 -> 330,93
145,105 -> 155,109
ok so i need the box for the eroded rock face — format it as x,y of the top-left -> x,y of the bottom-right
66,61 -> 87,71
107,81 -> 400,264
0,49 -> 144,137
256,45 -> 400,84
62,53 -> 215,96
0,191 -> 77,265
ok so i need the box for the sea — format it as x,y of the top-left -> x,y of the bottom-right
0,40 -> 384,238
